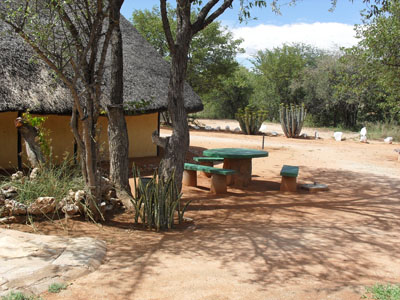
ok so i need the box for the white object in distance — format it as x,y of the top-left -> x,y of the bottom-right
259,124 -> 267,133
384,137 -> 393,144
333,132 -> 343,141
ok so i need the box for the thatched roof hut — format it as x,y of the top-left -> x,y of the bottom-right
0,15 -> 203,170
0,16 -> 203,115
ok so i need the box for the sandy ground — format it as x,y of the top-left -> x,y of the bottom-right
3,119 -> 400,300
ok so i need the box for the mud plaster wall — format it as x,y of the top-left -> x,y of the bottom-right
97,113 -> 158,159
0,112 -> 18,169
0,112 -> 158,169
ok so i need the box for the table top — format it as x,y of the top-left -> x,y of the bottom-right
203,148 -> 269,159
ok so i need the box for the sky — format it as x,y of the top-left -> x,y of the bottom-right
121,1 -> 370,65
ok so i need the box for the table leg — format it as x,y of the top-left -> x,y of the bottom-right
223,158 -> 252,187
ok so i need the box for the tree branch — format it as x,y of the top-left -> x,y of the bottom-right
160,0 -> 176,56
152,130 -> 169,148
192,0 -> 233,35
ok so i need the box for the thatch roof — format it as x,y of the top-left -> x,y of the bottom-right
0,16 -> 203,115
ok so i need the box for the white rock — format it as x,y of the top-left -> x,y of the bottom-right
11,171 -> 24,181
1,186 -> 18,199
62,204 -> 80,216
75,190 -> 86,202
9,200 -> 27,216
270,131 -> 278,136
193,125 -> 200,130
384,137 -> 393,144
225,125 -> 230,131
29,168 -> 40,180
360,135 -> 368,143
259,124 -> 267,133
333,132 -> 343,141
68,189 -> 75,198
2,200 -> 27,217
28,197 -> 56,215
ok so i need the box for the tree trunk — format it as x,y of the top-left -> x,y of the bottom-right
108,0 -> 130,196
158,17 -> 191,192
81,106 -> 102,221
15,118 -> 45,168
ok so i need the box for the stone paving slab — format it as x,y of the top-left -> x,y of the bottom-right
0,229 -> 106,296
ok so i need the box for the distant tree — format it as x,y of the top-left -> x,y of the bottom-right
251,43 -> 323,120
202,66 -> 253,119
132,5 -> 243,105
353,0 -> 400,121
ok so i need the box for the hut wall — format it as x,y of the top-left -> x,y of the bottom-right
20,114 -> 75,166
0,112 -> 19,169
0,112 -> 158,169
97,113 -> 158,159
127,113 -> 158,158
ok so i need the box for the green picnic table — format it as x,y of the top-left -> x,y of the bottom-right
203,148 -> 268,187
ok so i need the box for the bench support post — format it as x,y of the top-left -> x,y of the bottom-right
210,174 -> 227,194
280,176 -> 297,192
183,170 -> 197,187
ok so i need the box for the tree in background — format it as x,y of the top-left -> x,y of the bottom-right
353,0 -> 400,122
202,66 -> 253,119
132,4 -> 244,119
250,43 -> 323,120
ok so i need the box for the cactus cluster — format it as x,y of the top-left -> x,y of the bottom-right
235,106 -> 268,135
279,103 -> 307,138
131,164 -> 191,231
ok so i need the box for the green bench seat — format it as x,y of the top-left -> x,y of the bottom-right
280,165 -> 299,178
193,157 -> 224,163
192,157 -> 224,178
280,165 -> 299,192
184,163 -> 235,175
183,163 -> 236,194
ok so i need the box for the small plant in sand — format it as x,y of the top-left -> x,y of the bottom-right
1,291 -> 42,300
279,103 -> 307,138
362,283 -> 400,300
48,282 -> 68,293
131,164 -> 191,231
235,105 -> 268,135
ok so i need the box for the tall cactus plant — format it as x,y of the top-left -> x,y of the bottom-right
279,103 -> 307,138
235,105 -> 268,135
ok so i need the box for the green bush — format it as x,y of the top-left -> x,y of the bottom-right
0,159 -> 84,205
1,291 -> 42,300
363,283 -> 400,300
131,164 -> 191,231
48,282 -> 68,293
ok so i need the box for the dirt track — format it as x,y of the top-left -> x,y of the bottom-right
6,119 -> 400,300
